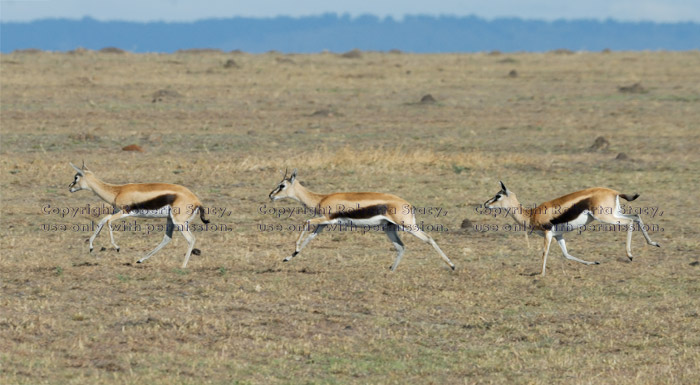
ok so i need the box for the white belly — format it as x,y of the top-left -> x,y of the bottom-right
334,215 -> 392,227
129,206 -> 172,218
552,212 -> 593,233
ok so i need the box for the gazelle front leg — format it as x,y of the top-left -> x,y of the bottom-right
89,214 -> 112,252
284,217 -> 330,262
106,211 -> 130,252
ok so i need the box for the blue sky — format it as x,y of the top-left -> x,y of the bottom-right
2,0 -> 699,23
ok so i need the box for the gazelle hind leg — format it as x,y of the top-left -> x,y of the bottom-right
406,229 -> 455,270
179,224 -> 196,268
138,216 -> 174,264
285,217 -> 330,262
554,235 -> 599,265
629,214 -> 660,247
618,215 -> 660,260
285,224 -> 327,262
541,231 -> 553,276
384,224 -> 405,271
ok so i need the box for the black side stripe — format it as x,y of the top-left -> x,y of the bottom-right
547,198 -> 593,228
123,194 -> 176,213
329,204 -> 388,220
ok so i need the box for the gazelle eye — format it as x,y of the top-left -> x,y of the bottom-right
279,184 -> 285,189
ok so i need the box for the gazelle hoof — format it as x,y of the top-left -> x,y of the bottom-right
451,265 -> 456,271
594,261 -> 600,265
116,248 -> 120,252
100,247 -> 106,251
654,243 -> 661,248
136,260 -> 143,264
89,248 -> 93,253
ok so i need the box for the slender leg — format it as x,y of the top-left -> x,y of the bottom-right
137,216 -> 174,264
285,217 -> 330,262
406,230 -> 455,270
524,230 -> 531,250
89,214 -> 112,252
603,213 -> 659,260
541,230 -> 553,276
628,215 -> 660,247
179,225 -> 196,268
106,211 -> 130,252
626,220 -> 635,260
384,224 -> 405,271
555,235 -> 599,265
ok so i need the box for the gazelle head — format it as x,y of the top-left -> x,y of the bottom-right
484,181 -> 518,209
268,168 -> 298,201
68,161 -> 92,193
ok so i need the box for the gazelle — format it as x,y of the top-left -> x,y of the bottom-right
484,181 -> 660,276
68,162 -> 209,268
268,169 -> 455,271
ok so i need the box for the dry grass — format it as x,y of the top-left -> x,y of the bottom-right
1,50 -> 699,384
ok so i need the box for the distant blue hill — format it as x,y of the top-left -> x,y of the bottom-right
2,14 -> 699,53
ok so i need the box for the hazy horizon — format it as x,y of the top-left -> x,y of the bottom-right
2,0 -> 700,23
2,14 -> 698,53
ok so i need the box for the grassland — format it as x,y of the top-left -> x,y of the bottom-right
1,49 -> 699,384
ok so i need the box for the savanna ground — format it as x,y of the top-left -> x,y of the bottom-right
1,49 -> 699,385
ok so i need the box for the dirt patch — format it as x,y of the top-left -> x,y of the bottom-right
419,94 -> 437,104
276,57 -> 295,64
589,136 -> 610,152
151,89 -> 182,103
176,48 -> 223,54
619,82 -> 647,94
68,132 -> 99,142
223,59 -> 240,68
550,48 -> 574,54
68,47 -> 90,55
508,70 -> 518,78
340,49 -> 362,59
308,109 -> 341,117
615,152 -> 629,160
99,47 -> 126,54
122,144 -> 144,152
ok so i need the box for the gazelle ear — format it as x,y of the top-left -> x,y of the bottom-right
290,168 -> 298,182
499,181 -> 509,196
70,162 -> 85,176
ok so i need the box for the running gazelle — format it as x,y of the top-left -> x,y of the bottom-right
484,182 -> 660,276
268,169 -> 455,271
68,162 -> 209,268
